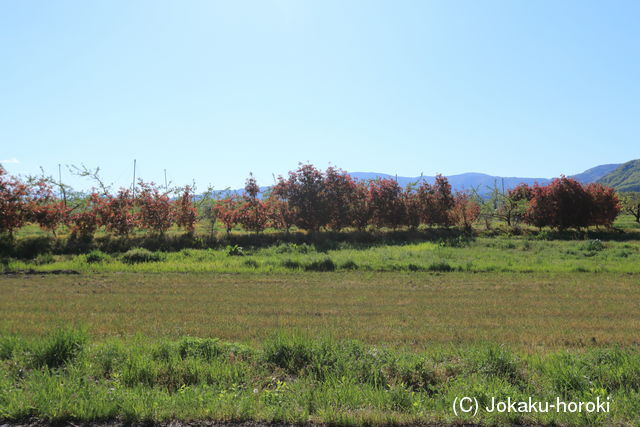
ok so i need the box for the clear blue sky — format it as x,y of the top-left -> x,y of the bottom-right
1,0 -> 639,190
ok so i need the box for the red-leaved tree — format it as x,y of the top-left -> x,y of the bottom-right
418,175 -> 454,227
525,177 -> 593,230
237,175 -> 268,234
137,181 -> 174,235
368,178 -> 406,229
451,192 -> 481,231
174,186 -> 198,234
99,189 -> 138,237
350,181 -> 372,231
324,166 -> 357,231
27,180 -> 70,236
586,183 -> 620,228
403,188 -> 422,230
215,196 -> 240,235
273,164 -> 329,232
0,167 -> 30,237
70,193 -> 102,239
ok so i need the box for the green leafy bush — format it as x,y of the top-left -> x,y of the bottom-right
85,250 -> 110,264
582,239 -> 605,252
121,248 -> 163,264
427,261 -> 454,272
33,253 -> 55,265
226,245 -> 244,256
340,260 -> 359,270
304,258 -> 336,272
274,243 -> 314,254
282,259 -> 301,269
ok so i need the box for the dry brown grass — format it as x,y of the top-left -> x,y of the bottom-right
1,271 -> 639,350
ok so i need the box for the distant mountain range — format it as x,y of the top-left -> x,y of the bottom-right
349,162 -> 626,194
225,160 -> 639,196
597,159 -> 640,192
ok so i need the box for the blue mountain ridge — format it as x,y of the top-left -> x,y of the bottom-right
220,163 -> 621,197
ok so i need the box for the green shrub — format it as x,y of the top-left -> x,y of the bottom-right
427,261 -> 454,272
305,258 -> 336,272
407,263 -> 423,272
226,245 -> 244,256
275,243 -> 314,254
282,259 -> 301,270
33,253 -> 55,265
438,235 -> 472,248
121,248 -> 163,264
581,239 -> 605,252
340,260 -> 359,270
14,236 -> 55,259
85,250 -> 109,264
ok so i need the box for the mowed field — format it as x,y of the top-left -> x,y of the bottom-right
2,271 -> 639,349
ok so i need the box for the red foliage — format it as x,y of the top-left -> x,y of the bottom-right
586,183 -> 621,228
415,181 -> 435,225
215,197 -> 240,235
264,176 -> 295,233
237,200 -> 268,234
265,194 -> 295,232
98,189 -> 138,237
416,175 -> 454,227
27,180 -> 70,235
403,189 -> 422,229
324,167 -> 358,231
508,183 -> 533,201
431,175 -> 455,226
368,178 -> 406,229
273,164 -> 329,232
451,192 -> 481,230
349,181 -> 372,231
137,181 -> 174,235
525,177 -> 619,230
174,186 -> 198,233
69,193 -> 103,238
237,175 -> 268,233
0,167 -> 29,236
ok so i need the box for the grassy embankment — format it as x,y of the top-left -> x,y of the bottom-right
3,234 -> 640,274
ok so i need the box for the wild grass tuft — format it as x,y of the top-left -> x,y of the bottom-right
121,247 -> 163,264
85,249 -> 110,264
30,327 -> 88,369
304,258 -> 336,272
